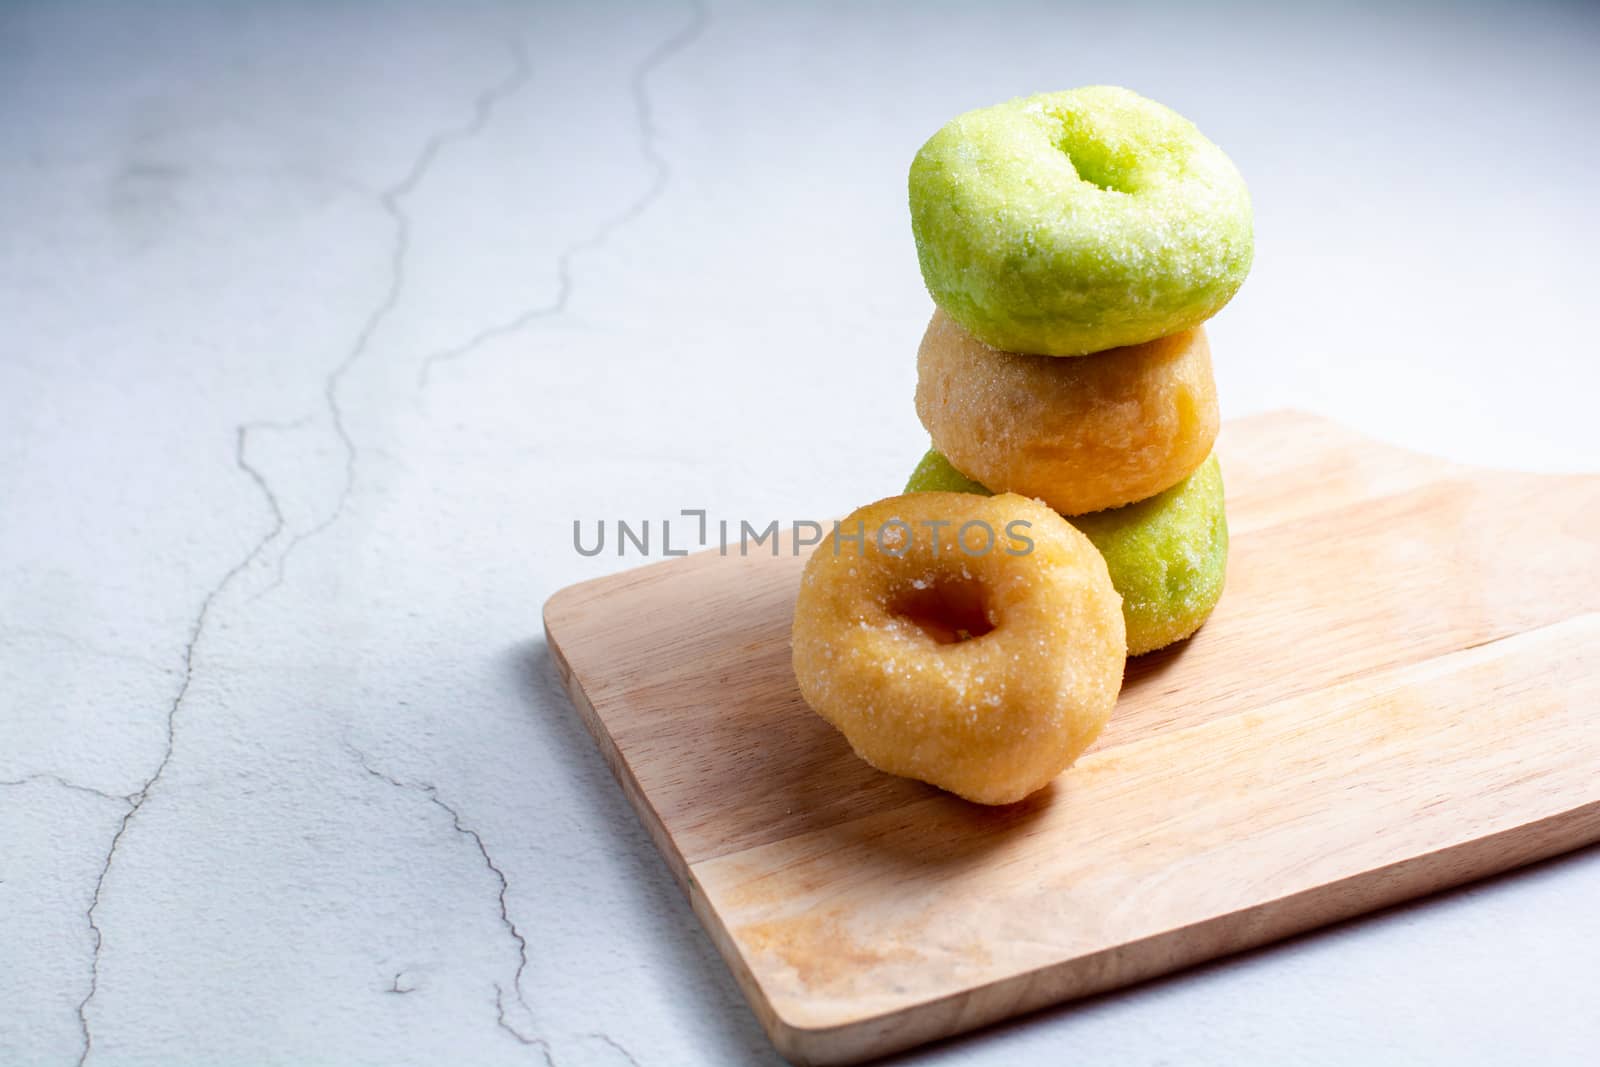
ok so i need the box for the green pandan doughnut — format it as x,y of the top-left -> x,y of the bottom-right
909,86 -> 1253,356
906,448 -> 1228,655
905,447 -> 991,496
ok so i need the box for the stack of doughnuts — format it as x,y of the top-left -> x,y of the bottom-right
904,85 -> 1252,656
790,87 -> 1252,805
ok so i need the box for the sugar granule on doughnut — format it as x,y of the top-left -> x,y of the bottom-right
916,308 -> 1218,515
790,492 -> 1125,805
907,449 -> 1230,656
909,85 -> 1253,357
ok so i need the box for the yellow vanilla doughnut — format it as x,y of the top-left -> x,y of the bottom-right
915,309 -> 1219,515
790,492 -> 1125,805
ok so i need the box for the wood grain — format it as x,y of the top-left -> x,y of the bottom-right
543,411 -> 1600,1065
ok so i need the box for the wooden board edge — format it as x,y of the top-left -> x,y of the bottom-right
542,618 -> 793,1053
754,797 -> 1600,1065
543,619 -> 689,886
542,557 -> 686,633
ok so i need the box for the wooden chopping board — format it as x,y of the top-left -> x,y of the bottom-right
543,411 -> 1600,1065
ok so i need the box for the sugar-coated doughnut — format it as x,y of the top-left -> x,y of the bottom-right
790,492 -> 1125,805
909,86 -> 1253,356
906,450 -> 1229,655
915,308 -> 1218,515
1073,453 -> 1228,654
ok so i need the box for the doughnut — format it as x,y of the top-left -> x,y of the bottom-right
790,492 -> 1125,805
906,449 -> 1229,655
909,85 -> 1253,357
915,307 -> 1218,515
1073,453 -> 1228,654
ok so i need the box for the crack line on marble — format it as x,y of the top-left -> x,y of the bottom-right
71,423 -> 286,1067
232,423 -> 288,574
347,744 -> 546,1050
0,774 -> 134,806
271,37 -> 533,580
588,1031 -> 645,1067
415,0 -> 706,387
230,415 -> 326,597
495,984 -> 558,1064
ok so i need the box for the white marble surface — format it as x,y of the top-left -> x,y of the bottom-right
3,1 -> 1599,1064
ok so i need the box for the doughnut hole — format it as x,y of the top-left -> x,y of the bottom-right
915,309 -> 1218,515
889,572 -> 996,645
791,492 -> 1126,805
1048,108 -> 1139,194
906,448 -> 1230,656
